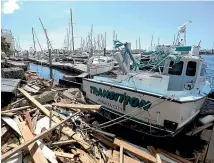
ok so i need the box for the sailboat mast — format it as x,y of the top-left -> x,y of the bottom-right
151,35 -> 153,47
39,18 -> 53,80
32,27 -> 36,55
70,8 -> 74,51
66,27 -> 69,52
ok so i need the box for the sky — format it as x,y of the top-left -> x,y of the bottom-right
1,1 -> 214,50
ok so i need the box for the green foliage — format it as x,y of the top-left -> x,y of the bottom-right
1,36 -> 11,55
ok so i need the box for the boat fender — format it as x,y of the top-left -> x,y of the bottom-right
199,115 -> 214,125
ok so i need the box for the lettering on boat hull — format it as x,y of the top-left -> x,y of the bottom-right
90,86 -> 152,110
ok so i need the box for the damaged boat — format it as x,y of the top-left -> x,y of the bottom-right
83,23 -> 212,136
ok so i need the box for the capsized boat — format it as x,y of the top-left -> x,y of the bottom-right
83,23 -> 211,136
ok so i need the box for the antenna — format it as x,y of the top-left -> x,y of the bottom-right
176,21 -> 192,45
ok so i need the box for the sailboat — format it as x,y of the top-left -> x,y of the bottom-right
82,22 -> 212,136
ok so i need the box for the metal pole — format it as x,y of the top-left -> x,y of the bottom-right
70,8 -> 75,51
139,37 -> 141,50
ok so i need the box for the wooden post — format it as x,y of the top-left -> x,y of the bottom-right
120,146 -> 124,163
47,40 -> 53,80
49,106 -> 52,128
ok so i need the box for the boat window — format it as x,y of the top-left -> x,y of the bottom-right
168,61 -> 183,75
107,59 -> 113,63
98,59 -> 105,62
186,61 -> 196,76
200,63 -> 206,76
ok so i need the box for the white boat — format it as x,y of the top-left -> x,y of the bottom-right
87,56 -> 115,76
83,23 -> 212,136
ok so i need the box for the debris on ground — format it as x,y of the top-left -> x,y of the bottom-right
1,71 -> 214,163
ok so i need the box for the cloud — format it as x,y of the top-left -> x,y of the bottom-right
2,0 -> 20,14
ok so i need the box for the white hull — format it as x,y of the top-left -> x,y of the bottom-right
83,79 -> 206,133
87,63 -> 114,75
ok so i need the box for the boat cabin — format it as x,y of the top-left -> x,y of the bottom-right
161,45 -> 206,91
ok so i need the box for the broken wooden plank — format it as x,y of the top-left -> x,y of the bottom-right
200,129 -> 213,142
1,113 -> 15,117
205,125 -> 214,163
54,151 -> 74,159
147,146 -> 157,157
76,148 -> 99,163
52,103 -> 101,111
2,117 -> 22,136
157,148 -> 193,163
2,151 -> 23,163
52,140 -> 77,146
114,138 -> 156,163
18,88 -> 90,150
32,110 -> 40,131
186,123 -> 213,136
92,133 -> 117,150
19,121 -> 48,163
120,145 -> 124,163
94,145 -> 101,159
11,98 -> 25,106
1,106 -> 31,114
111,150 -> 141,163
24,111 -> 34,133
1,111 -> 80,162
156,154 -> 162,163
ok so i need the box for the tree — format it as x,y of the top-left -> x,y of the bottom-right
1,36 -> 11,55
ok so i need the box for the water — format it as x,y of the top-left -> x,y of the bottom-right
29,63 -> 69,82
29,55 -> 214,87
201,54 -> 214,91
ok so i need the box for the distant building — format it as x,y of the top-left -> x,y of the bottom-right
1,29 -> 14,52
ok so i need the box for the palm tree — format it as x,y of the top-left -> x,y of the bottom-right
1,36 -> 11,55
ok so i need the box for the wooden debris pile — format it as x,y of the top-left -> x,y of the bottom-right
1,67 -> 25,79
1,71 -> 211,163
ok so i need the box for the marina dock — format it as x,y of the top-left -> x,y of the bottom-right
29,58 -> 87,74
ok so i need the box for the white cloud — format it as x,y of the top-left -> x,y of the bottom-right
2,0 -> 20,14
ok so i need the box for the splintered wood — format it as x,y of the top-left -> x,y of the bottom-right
114,138 -> 156,163
18,88 -> 90,150
2,71 -> 210,163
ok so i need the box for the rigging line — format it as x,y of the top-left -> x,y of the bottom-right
82,95 -> 173,131
83,98 -> 174,138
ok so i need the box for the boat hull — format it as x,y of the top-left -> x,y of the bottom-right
83,78 -> 207,135
87,63 -> 114,75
